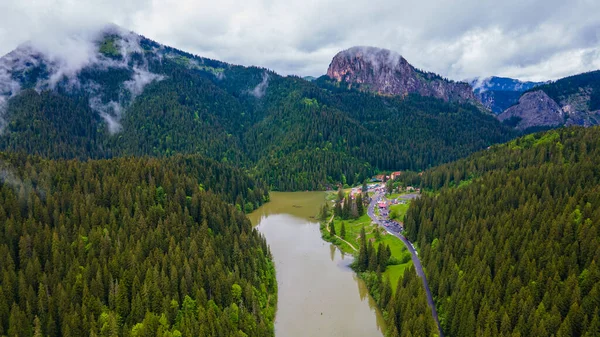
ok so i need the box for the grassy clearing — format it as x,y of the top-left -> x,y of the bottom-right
99,37 -> 120,57
384,263 -> 411,292
329,213 -> 373,252
387,193 -> 403,199
380,233 -> 412,290
323,212 -> 412,292
320,222 -> 356,252
389,202 -> 410,221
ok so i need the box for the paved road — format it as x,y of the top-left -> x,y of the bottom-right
368,192 -> 444,337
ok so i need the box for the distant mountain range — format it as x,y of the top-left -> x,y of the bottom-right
470,76 -> 543,93
0,26 -> 515,190
325,48 -> 600,131
468,76 -> 545,114
467,73 -> 600,130
498,71 -> 600,130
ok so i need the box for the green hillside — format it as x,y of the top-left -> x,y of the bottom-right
0,153 -> 275,336
395,127 -> 600,336
0,31 -> 517,191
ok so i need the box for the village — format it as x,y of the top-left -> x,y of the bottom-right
346,171 -> 421,235
325,169 -> 423,255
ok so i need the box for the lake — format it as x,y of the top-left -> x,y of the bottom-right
248,192 -> 385,337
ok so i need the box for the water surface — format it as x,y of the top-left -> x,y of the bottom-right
250,192 -> 385,337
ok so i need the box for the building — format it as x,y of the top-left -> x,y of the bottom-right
378,201 -> 387,208
390,171 -> 402,180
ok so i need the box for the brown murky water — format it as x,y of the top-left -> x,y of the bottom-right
249,192 -> 385,337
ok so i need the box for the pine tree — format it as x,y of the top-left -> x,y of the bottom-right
386,179 -> 394,194
356,194 -> 364,216
357,227 -> 368,272
376,244 -> 385,269
350,199 -> 359,219
367,241 -> 377,271
130,293 -> 144,325
329,221 -> 336,236
374,228 -> 381,241
320,203 -> 330,220
116,280 -> 130,319
585,309 -> 600,336
334,202 -> 342,218
337,188 -> 344,202
33,316 -> 43,337
342,196 -> 350,220
340,222 -> 346,239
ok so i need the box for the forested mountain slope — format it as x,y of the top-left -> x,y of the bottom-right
0,25 -> 516,190
0,153 -> 275,336
499,71 -> 600,130
397,127 -> 600,336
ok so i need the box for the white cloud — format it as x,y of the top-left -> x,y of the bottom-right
90,99 -> 124,134
125,68 -> 165,99
0,20 -> 164,134
0,0 -> 599,82
248,72 -> 269,98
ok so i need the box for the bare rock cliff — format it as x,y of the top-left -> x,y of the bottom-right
327,46 -> 478,104
497,90 -> 564,130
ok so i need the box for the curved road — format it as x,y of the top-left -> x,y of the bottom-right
368,192 -> 444,337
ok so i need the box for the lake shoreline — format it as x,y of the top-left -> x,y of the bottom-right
249,192 -> 386,337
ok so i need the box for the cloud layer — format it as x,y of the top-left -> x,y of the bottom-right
1,0 -> 599,81
0,22 -> 164,134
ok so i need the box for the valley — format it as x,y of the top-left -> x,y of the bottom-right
0,14 -> 599,337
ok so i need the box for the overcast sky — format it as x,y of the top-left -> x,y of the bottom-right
1,0 -> 599,81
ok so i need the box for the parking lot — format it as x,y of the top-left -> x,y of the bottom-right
382,218 -> 403,233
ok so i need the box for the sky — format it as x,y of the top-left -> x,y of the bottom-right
1,0 -> 600,82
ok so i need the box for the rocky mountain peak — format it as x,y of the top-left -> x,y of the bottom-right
497,90 -> 564,130
326,46 -> 478,104
328,46 -> 408,76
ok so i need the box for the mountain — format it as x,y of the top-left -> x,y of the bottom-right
471,76 -> 542,93
0,26 -> 516,190
498,71 -> 600,130
469,76 -> 544,113
326,46 -> 478,104
395,127 -> 600,336
497,90 -> 565,129
0,152 -> 275,336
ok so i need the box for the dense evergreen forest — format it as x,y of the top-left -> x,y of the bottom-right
0,31 -> 516,191
394,127 -> 600,336
0,153 -> 275,336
